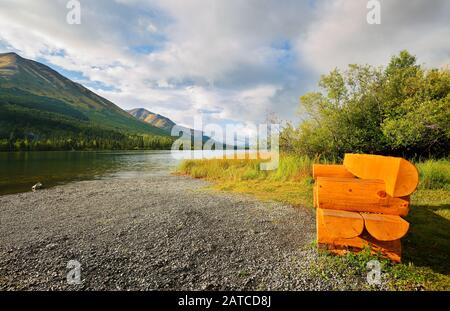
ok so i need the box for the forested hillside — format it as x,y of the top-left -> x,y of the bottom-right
0,52 -> 174,151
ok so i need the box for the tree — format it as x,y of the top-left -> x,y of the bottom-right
282,50 -> 450,159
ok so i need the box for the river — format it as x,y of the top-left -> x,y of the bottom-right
0,150 -> 182,196
0,150 -> 249,196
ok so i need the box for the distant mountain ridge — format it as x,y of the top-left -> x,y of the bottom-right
127,108 -> 176,133
0,52 -> 173,150
128,108 -> 222,147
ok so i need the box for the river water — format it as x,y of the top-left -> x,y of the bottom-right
0,150 -> 183,196
0,150 -> 250,196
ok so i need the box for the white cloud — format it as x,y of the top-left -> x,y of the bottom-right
298,0 -> 450,73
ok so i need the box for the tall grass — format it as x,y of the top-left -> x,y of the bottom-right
178,155 -> 450,191
178,154 -> 314,182
416,159 -> 450,191
177,154 -> 315,207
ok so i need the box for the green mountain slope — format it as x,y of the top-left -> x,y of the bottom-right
0,52 -> 173,150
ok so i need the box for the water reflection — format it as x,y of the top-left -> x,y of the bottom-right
0,151 -> 178,196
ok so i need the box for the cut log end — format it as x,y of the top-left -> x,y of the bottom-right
361,213 -> 410,241
343,153 -> 419,197
317,208 -> 364,239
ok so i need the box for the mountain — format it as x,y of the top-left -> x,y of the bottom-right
128,108 -> 176,133
127,107 -> 215,145
128,107 -> 240,151
0,52 -> 173,150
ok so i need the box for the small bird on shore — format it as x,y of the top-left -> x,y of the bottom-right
32,182 -> 43,192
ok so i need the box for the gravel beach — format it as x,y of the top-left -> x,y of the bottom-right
0,174 -> 369,290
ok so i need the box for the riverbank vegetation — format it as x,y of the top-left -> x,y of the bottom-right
178,155 -> 314,207
0,132 -> 174,151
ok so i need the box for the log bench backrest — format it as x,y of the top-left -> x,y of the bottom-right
313,164 -> 355,179
315,177 -> 410,216
343,154 -> 419,197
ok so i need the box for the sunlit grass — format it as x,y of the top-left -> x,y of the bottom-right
416,159 -> 450,191
177,154 -> 315,207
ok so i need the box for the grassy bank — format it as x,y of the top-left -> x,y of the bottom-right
177,155 -> 450,290
178,154 -> 316,208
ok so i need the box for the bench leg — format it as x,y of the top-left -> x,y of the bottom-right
317,209 -> 402,262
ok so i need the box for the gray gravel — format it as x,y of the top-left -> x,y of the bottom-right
0,175 -> 370,290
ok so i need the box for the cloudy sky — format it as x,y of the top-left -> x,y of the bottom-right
0,0 -> 449,131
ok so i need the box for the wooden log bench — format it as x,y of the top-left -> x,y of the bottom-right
313,154 -> 419,262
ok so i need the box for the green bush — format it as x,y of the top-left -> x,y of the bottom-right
281,51 -> 450,160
